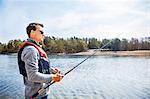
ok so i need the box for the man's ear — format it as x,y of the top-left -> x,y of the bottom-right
30,30 -> 35,37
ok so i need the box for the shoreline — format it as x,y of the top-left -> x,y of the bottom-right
70,50 -> 150,56
1,50 -> 150,56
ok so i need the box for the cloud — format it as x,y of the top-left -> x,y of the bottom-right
53,11 -> 82,29
0,0 -> 149,43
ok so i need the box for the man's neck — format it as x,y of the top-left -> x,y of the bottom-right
28,38 -> 40,46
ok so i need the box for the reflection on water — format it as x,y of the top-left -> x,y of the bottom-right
0,54 -> 150,99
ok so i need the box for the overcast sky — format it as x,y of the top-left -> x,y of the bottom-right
0,0 -> 149,43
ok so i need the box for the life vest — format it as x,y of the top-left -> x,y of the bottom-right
18,41 -> 50,77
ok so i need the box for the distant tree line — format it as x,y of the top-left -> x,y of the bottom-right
0,36 -> 150,54
43,36 -> 88,54
88,37 -> 150,51
0,39 -> 22,54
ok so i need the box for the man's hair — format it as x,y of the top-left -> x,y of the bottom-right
26,23 -> 44,37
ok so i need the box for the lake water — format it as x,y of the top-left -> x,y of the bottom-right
0,54 -> 150,99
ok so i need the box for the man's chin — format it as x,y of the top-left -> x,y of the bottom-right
41,39 -> 44,42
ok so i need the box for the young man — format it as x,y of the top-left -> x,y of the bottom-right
18,23 -> 63,99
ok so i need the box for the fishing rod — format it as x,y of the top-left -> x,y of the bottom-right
31,34 -> 122,98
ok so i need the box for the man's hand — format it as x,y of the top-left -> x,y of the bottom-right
52,67 -> 61,74
52,73 -> 64,82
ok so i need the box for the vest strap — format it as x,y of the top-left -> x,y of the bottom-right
20,42 -> 48,58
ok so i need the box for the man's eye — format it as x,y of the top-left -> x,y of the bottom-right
40,31 -> 44,34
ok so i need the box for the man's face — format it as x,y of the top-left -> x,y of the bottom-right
33,25 -> 44,43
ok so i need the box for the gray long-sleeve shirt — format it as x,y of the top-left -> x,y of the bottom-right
21,45 -> 53,98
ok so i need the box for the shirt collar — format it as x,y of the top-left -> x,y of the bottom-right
27,38 -> 41,47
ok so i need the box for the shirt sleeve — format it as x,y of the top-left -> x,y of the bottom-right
21,46 -> 52,83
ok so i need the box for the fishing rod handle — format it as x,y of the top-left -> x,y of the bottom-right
30,88 -> 45,98
31,81 -> 55,98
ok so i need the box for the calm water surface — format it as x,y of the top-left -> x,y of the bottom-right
0,54 -> 150,99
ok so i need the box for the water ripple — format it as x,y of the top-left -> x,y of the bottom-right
0,55 -> 150,99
